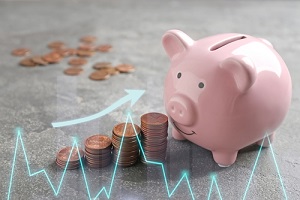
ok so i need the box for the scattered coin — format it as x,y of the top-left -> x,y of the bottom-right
85,135 -> 112,168
105,67 -> 120,75
115,64 -> 135,73
48,41 -> 65,49
77,50 -> 95,57
11,48 -> 31,57
19,57 -> 37,67
56,146 -> 84,170
68,58 -> 87,66
32,56 -> 48,66
54,48 -> 77,57
93,62 -> 112,70
43,52 -> 62,63
78,44 -> 95,52
96,44 -> 112,52
89,70 -> 110,81
80,35 -> 97,44
140,113 -> 168,163
112,123 -> 141,167
64,67 -> 83,76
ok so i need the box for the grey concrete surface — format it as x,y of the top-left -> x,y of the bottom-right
0,0 -> 299,199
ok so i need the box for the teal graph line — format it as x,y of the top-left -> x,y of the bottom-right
7,114 -> 287,199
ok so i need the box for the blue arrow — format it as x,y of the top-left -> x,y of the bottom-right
51,89 -> 145,128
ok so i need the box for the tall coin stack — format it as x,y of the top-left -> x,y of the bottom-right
85,135 -> 112,168
112,123 -> 141,167
140,112 -> 168,163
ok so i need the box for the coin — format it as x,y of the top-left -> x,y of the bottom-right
19,57 -> 37,67
77,50 -> 95,57
80,35 -> 97,43
115,64 -> 135,73
78,44 -> 95,52
96,44 -> 112,52
85,135 -> 112,168
68,58 -> 87,66
11,48 -> 31,57
105,67 -> 120,75
56,146 -> 84,170
140,112 -> 169,163
31,56 -> 48,66
93,62 -> 112,70
89,70 -> 110,81
64,67 -> 83,76
43,52 -> 61,63
48,41 -> 65,49
54,48 -> 77,57
112,123 -> 141,167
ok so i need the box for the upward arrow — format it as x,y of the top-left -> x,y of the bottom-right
51,89 -> 145,128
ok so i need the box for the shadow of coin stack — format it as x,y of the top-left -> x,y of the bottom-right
56,146 -> 85,170
112,123 -> 141,167
140,112 -> 168,163
85,135 -> 112,168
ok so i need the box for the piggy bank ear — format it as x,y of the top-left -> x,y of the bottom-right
162,30 -> 194,60
220,55 -> 257,93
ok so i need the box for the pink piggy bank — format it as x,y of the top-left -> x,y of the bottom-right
162,30 -> 292,167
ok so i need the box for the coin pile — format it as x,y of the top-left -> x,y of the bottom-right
11,35 -> 135,81
112,123 -> 141,167
56,146 -> 84,170
140,112 -> 169,163
84,135 -> 113,168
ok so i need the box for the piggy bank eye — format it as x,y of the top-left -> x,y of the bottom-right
198,82 -> 205,89
177,72 -> 182,79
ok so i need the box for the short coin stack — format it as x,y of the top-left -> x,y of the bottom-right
112,123 -> 141,167
56,146 -> 84,170
140,112 -> 168,163
85,135 -> 112,168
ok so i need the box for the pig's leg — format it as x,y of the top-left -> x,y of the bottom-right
256,132 -> 275,147
212,150 -> 238,167
172,128 -> 186,140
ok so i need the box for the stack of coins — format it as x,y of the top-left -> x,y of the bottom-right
140,112 -> 168,163
85,135 -> 112,168
112,123 -> 141,167
56,146 -> 84,170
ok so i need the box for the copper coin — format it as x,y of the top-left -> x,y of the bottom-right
96,44 -> 112,52
48,41 -> 65,49
64,67 -> 83,76
77,50 -> 95,57
54,48 -> 77,57
105,67 -> 120,75
78,44 -> 95,52
43,52 -> 61,63
80,35 -> 97,43
56,146 -> 84,162
68,58 -> 87,66
141,113 -> 168,126
19,57 -> 37,67
31,56 -> 48,66
85,135 -> 112,150
113,123 -> 141,138
89,70 -> 110,81
115,64 -> 135,73
93,62 -> 112,70
12,48 -> 31,56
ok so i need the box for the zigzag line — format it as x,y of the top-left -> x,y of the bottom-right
7,113 -> 287,199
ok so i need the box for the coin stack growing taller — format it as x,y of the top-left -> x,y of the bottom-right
56,146 -> 84,170
85,135 -> 112,168
112,123 -> 141,167
140,112 -> 168,163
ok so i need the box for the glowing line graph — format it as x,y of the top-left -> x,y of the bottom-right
7,114 -> 288,200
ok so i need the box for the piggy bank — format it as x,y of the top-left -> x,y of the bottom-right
162,30 -> 292,167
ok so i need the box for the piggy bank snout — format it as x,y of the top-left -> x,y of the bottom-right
167,95 -> 196,126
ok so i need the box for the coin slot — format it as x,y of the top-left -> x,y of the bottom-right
210,35 -> 246,51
